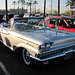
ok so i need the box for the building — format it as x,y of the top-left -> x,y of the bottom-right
9,9 -> 27,15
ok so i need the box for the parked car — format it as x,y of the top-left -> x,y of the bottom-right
23,13 -> 33,17
4,13 -> 14,21
35,14 -> 41,17
0,17 -> 75,66
0,14 -> 6,23
14,15 -> 19,18
45,16 -> 75,33
8,17 -> 28,24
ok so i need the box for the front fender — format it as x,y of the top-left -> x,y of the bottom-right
15,43 -> 39,54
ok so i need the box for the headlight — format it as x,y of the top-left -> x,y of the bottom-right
40,43 -> 51,50
41,45 -> 45,49
46,44 -> 51,48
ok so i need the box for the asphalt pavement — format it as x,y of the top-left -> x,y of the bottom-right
0,42 -> 75,75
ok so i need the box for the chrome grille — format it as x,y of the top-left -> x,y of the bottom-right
38,46 -> 74,59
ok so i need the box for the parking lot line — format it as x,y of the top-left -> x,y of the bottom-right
0,61 -> 10,75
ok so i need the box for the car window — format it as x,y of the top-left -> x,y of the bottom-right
47,18 -> 57,25
12,18 -> 48,32
66,19 -> 75,28
57,19 -> 69,28
13,23 -> 33,31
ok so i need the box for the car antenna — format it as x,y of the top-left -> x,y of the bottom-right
55,20 -> 58,37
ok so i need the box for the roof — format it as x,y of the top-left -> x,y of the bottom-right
50,16 -> 75,19
14,17 -> 44,21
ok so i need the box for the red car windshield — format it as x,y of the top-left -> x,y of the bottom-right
65,19 -> 75,28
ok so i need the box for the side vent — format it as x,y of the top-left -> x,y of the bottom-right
5,37 -> 11,47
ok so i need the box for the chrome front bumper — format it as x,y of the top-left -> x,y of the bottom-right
30,50 -> 73,62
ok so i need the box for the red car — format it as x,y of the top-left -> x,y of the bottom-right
45,16 -> 75,32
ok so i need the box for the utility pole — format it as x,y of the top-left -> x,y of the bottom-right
58,0 -> 60,16
44,0 -> 46,17
5,0 -> 8,23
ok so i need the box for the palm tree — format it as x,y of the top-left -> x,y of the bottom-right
12,1 -> 16,13
26,2 -> 29,13
66,0 -> 75,8
33,1 -> 38,14
19,0 -> 25,14
17,1 -> 20,14
28,0 -> 33,13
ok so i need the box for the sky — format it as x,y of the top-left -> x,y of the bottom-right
0,0 -> 70,13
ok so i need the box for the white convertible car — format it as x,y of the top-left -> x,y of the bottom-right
0,17 -> 75,66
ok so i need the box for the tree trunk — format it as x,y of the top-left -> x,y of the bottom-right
22,3 -> 23,14
35,4 -> 36,14
30,3 -> 31,13
18,2 -> 19,15
14,4 -> 15,14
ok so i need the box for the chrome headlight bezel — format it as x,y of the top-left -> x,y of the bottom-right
39,42 -> 53,51
41,45 -> 45,49
39,43 -> 51,50
46,43 -> 51,48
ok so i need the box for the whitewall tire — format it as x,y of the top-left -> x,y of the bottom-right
22,49 -> 31,66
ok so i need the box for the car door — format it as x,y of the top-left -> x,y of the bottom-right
57,18 -> 71,32
46,18 -> 57,29
0,25 -> 15,50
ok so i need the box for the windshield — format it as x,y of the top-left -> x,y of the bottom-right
13,18 -> 48,32
66,19 -> 75,28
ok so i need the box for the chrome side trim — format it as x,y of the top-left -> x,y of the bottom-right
30,50 -> 73,62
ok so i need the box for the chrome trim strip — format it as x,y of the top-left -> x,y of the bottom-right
30,50 -> 73,62
49,28 -> 75,35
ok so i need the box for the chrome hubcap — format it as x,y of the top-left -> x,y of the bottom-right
22,49 -> 31,65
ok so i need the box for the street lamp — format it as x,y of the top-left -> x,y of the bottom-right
5,0 -> 8,23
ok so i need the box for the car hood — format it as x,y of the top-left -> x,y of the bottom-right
20,30 -> 75,46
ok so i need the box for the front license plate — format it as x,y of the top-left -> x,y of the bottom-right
64,53 -> 72,60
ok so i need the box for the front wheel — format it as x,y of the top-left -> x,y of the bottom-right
22,49 -> 32,66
